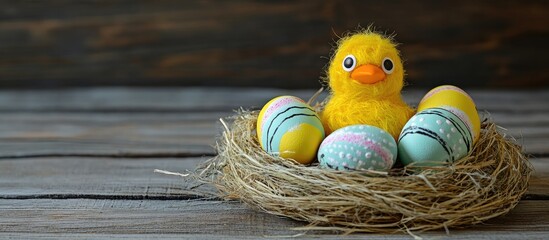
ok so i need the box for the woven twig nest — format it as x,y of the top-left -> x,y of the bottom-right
198,109 -> 532,234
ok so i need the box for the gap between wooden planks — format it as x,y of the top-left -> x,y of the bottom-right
0,88 -> 546,158
0,157 -> 547,237
0,88 -> 547,238
0,199 -> 547,237
0,157 -> 547,199
0,110 -> 546,158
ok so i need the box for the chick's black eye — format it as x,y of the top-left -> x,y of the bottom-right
382,57 -> 394,74
342,54 -> 356,72
344,58 -> 354,68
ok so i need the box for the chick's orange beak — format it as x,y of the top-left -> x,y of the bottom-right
350,64 -> 386,84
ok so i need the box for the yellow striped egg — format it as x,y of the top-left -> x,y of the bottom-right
257,96 -> 325,164
417,85 -> 480,142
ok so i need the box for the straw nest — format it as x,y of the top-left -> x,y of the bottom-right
196,109 -> 532,234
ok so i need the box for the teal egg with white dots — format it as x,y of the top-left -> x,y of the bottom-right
318,125 -> 397,172
398,108 -> 474,166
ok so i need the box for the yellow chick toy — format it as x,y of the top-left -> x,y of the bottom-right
321,30 -> 414,140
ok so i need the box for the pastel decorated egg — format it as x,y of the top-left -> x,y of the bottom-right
417,85 -> 480,142
398,108 -> 474,166
318,125 -> 397,172
256,96 -> 324,164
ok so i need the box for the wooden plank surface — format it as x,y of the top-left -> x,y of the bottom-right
1,157 -> 547,199
0,1 -> 548,89
0,157 -> 212,199
3,233 -> 549,240
0,199 -> 547,238
0,87 -> 548,238
0,111 -> 546,157
0,88 -> 546,111
0,112 -> 224,157
0,89 -> 546,158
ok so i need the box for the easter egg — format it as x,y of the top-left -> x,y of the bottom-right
256,96 -> 324,164
318,125 -> 397,172
417,85 -> 480,142
398,108 -> 474,166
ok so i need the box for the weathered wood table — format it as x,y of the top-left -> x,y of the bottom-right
0,87 -> 547,239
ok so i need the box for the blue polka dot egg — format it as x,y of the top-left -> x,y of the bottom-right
398,107 -> 474,166
318,125 -> 397,172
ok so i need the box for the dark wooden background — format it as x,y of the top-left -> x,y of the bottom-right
0,0 -> 547,89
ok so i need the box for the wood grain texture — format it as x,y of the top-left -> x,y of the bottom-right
4,233 -> 549,240
0,112 -> 224,157
0,87 -> 547,238
0,88 -> 546,157
0,111 -> 545,157
0,157 -> 213,199
529,158 -> 549,199
0,157 -> 547,199
0,87 -> 319,112
0,1 -> 547,89
0,199 -> 547,237
0,88 -> 545,112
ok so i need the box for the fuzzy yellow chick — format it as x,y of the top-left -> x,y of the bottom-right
321,30 -> 414,140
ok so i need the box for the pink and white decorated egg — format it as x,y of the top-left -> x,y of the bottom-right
318,125 -> 397,172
